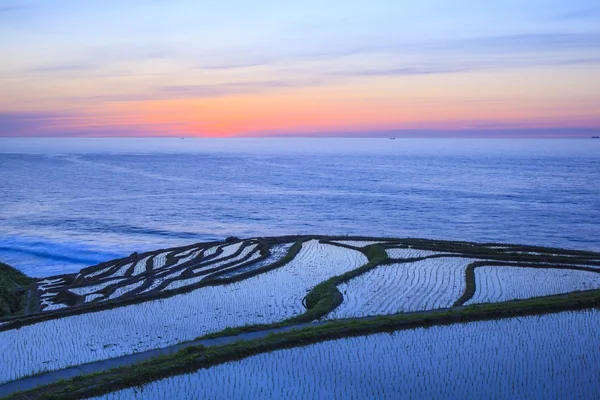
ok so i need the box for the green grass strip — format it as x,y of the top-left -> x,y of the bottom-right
203,243 -> 389,337
9,287 -> 600,400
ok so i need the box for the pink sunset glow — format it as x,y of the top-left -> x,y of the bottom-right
1,1 -> 599,138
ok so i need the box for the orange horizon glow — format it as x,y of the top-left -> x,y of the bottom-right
1,2 -> 600,138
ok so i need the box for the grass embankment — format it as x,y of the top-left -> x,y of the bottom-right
4,236 -> 599,332
0,262 -> 35,318
0,239 -> 306,332
201,239 -> 600,340
10,287 -> 600,400
297,244 -> 388,322
453,260 -> 600,307
6,240 -> 600,399
202,243 -> 389,338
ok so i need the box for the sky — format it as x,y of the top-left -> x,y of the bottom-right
0,0 -> 599,138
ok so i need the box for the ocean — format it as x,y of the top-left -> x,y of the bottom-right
0,138 -> 598,277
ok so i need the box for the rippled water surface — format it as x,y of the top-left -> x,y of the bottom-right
1,138 -> 598,276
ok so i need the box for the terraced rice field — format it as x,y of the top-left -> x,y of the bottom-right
326,257 -> 473,319
92,310 -> 600,400
34,241 -> 262,310
0,239 -> 367,382
214,243 -> 293,280
464,266 -> 600,305
1,235 -> 599,391
384,247 -> 442,259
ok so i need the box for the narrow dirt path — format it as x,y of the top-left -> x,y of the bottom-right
0,293 -> 585,399
0,304 -> 473,399
0,321 -> 324,398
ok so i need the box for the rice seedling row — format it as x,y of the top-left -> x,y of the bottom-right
170,250 -> 202,266
214,242 -> 245,259
33,242 -> 259,310
172,247 -> 199,259
106,281 -> 146,300
384,247 -> 442,259
84,265 -> 115,279
131,256 -> 152,276
326,257 -> 471,319
37,278 -> 62,286
68,279 -> 127,296
0,240 -> 367,383
140,270 -> 187,294
3,236 -> 600,391
92,309 -> 600,400
212,243 -> 294,280
148,251 -> 169,271
39,300 -> 67,311
465,266 -> 600,305
105,263 -> 134,280
191,244 -> 258,274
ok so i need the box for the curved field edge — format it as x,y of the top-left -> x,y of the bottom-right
3,239 -> 600,397
452,260 -> 600,307
3,235 -> 598,333
196,242 -> 390,338
6,288 -> 600,400
2,235 -> 598,331
202,242 -> 600,338
0,238 -> 307,332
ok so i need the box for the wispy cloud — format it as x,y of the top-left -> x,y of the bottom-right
28,63 -> 99,73
18,31 -> 600,83
444,33 -> 600,53
86,44 -> 175,61
558,6 -> 600,20
194,44 -> 376,70
3,110 -> 599,138
21,44 -> 177,76
191,32 -> 600,75
335,55 -> 600,79
336,65 -> 473,77
0,111 -> 68,136
0,111 -> 168,137
156,79 -> 323,98
0,5 -> 29,13
54,78 -> 328,104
